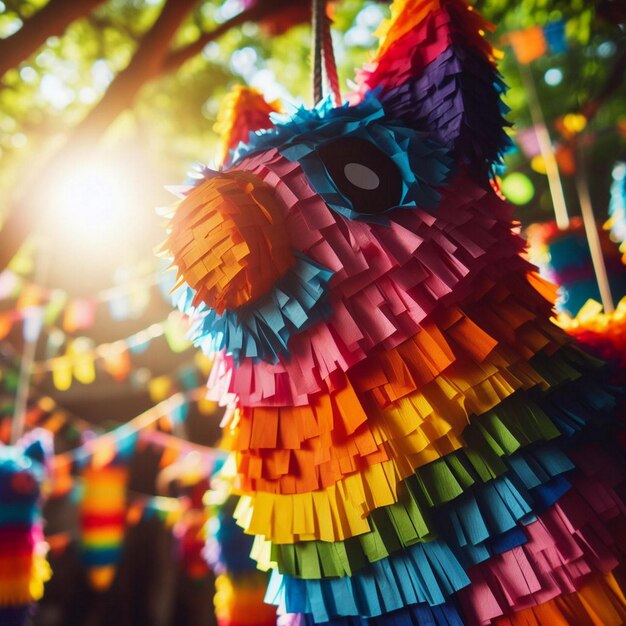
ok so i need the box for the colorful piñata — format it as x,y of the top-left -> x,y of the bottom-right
0,440 -> 50,626
175,476 -> 212,581
205,494 -> 277,626
526,217 -> 626,317
162,1 -> 626,623
79,462 -> 128,591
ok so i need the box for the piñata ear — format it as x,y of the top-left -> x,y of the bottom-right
23,440 -> 47,466
213,85 -> 282,168
353,0 -> 511,182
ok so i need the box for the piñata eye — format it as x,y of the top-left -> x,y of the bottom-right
317,137 -> 402,215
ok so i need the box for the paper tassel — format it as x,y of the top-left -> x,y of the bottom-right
213,85 -> 282,168
543,20 -> 568,55
148,376 -> 173,403
0,312 -> 14,340
62,298 -> 96,333
175,508 -> 211,580
164,311 -> 193,353
79,464 -> 128,591
281,602 -> 465,626
99,342 -> 132,382
0,270 -> 22,300
0,440 -> 51,626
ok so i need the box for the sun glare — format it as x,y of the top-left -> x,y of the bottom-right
49,159 -> 134,245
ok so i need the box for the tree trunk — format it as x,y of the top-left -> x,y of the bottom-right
71,0 -> 198,144
0,0 -> 106,79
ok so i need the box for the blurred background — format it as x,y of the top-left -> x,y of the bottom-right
0,0 -> 624,625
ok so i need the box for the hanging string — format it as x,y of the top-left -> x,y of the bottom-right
311,0 -> 324,105
322,6 -> 341,107
311,0 -> 341,106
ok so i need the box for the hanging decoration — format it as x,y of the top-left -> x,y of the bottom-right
555,298 -> 626,451
556,298 -> 626,373
0,437 -> 51,626
204,493 -> 277,626
506,19 -> 569,65
161,0 -> 626,624
526,218 -> 626,317
78,461 -> 130,591
0,261 -> 164,332
29,310 -> 193,391
174,479 -> 212,582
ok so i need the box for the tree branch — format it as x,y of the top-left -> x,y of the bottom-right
0,0 -> 198,271
0,0 -> 106,79
0,0 -> 309,271
160,0 -> 295,76
71,0 -> 198,143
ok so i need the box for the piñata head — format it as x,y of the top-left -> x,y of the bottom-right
0,441 -> 46,507
162,2 -> 626,625
164,0 -> 512,366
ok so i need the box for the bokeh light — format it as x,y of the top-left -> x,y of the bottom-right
562,113 -> 587,134
501,172 -> 535,205
544,68 -> 563,86
531,155 -> 547,174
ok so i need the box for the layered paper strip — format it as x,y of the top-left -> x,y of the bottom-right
161,0 -> 626,624
213,85 -> 282,169
79,464 -> 128,591
353,0 -> 512,182
0,442 -> 51,626
557,298 -> 626,374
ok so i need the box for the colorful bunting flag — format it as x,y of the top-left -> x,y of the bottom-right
544,19 -> 568,54
62,298 -> 96,333
508,25 -> 547,64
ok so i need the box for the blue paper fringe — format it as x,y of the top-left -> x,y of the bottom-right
231,94 -> 452,222
210,495 -> 261,578
174,252 -> 333,364
292,600 -> 464,626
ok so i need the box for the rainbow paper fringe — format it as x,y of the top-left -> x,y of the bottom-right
161,1 -> 626,624
0,442 -> 51,626
79,464 -> 128,591
556,298 -> 626,371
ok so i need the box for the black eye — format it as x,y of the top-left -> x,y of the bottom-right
317,137 -> 403,215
